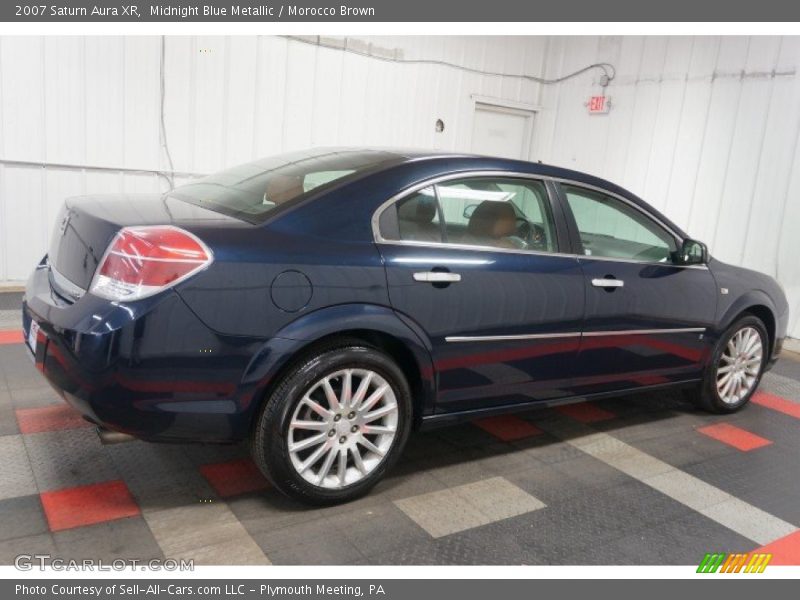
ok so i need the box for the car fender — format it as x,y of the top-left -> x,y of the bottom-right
240,303 -> 437,421
716,288 -> 777,338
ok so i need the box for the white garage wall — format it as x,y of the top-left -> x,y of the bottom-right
0,35 -> 548,282
1,35 -> 799,339
534,36 -> 800,340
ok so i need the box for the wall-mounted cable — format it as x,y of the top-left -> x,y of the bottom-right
283,35 -> 616,86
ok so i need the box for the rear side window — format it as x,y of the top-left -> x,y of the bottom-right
169,150 -> 395,223
396,187 -> 442,243
379,177 -> 556,253
303,170 -> 355,192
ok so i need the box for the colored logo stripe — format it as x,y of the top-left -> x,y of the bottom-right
697,553 -> 726,573
697,552 -> 772,573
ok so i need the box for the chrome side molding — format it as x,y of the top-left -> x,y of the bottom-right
445,327 -> 706,343
446,332 -> 582,342
581,327 -> 706,337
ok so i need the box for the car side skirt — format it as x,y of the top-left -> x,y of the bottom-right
417,378 -> 702,430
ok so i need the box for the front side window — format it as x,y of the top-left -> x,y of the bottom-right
379,177 -> 557,253
563,184 -> 677,263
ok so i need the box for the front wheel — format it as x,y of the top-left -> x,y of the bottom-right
695,315 -> 768,413
251,342 -> 412,505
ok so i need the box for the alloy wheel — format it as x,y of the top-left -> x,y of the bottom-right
287,368 -> 399,489
716,326 -> 763,405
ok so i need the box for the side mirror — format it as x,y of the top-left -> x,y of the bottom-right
463,204 -> 478,220
676,238 -> 708,265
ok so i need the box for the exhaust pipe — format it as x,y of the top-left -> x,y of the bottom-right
96,426 -> 137,445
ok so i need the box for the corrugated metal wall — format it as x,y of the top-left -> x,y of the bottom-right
0,35 -> 548,281
1,35 -> 799,338
534,36 -> 800,340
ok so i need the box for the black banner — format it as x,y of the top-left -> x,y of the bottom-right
2,0 -> 800,22
5,579 -> 800,600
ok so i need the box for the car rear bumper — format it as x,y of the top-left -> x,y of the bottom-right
22,261 -> 267,443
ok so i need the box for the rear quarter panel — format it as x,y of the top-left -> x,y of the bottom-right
174,227 -> 389,338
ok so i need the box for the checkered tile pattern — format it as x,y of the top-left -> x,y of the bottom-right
753,391 -> 800,419
200,459 -> 270,498
473,415 -> 543,441
0,330 -> 23,345
2,328 -> 800,566
697,423 -> 772,452
40,480 -> 140,532
555,402 -> 616,423
16,404 -> 92,434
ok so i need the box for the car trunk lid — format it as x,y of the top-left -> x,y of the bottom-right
48,194 -> 245,297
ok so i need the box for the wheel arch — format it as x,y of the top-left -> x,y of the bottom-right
742,305 -> 776,353
241,304 -> 436,432
718,291 -> 777,355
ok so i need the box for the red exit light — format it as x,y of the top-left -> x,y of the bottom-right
587,96 -> 610,114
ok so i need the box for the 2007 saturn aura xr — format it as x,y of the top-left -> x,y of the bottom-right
22,148 -> 788,504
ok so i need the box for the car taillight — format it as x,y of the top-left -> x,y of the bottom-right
90,226 -> 213,301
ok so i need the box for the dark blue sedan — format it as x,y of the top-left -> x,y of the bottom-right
22,148 -> 788,504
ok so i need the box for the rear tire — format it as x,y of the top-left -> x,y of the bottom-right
694,315 -> 768,413
251,340 -> 412,505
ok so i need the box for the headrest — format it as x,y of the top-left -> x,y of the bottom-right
467,201 -> 515,237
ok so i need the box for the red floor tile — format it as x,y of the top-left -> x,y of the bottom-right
755,530 -> 800,565
752,391 -> 800,419
697,422 -> 772,452
41,480 -> 140,532
16,404 -> 91,434
633,374 -> 670,385
473,415 -> 543,442
200,458 -> 269,498
0,330 -> 23,345
555,402 -> 615,423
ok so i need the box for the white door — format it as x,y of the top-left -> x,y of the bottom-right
471,103 -> 534,160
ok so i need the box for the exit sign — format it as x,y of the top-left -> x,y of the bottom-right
587,95 -> 611,114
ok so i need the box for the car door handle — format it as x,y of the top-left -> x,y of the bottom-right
591,278 -> 624,288
413,271 -> 462,283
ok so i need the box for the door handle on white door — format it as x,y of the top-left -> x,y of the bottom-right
591,278 -> 624,288
413,272 -> 462,283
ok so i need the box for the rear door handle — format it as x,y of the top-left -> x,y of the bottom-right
413,271 -> 462,283
591,278 -> 624,288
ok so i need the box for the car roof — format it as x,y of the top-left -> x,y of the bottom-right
275,147 -> 690,241
317,146 -> 625,192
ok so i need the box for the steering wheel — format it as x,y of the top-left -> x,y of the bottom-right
516,218 -> 547,250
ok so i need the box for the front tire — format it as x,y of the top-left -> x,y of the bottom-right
695,315 -> 768,413
251,341 -> 412,505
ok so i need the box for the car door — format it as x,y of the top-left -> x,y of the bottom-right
556,181 -> 717,394
374,174 -> 585,413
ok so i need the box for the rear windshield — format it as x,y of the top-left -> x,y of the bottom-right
168,149 -> 397,223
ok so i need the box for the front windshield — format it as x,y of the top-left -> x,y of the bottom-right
168,149 -> 397,223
